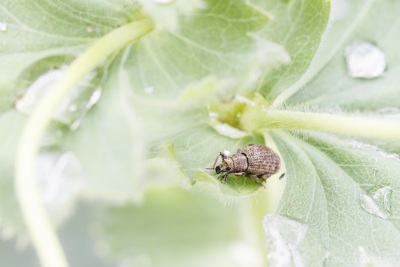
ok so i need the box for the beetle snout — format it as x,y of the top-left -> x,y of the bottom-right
215,166 -> 221,174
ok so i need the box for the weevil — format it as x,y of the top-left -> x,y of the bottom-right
207,144 -> 281,187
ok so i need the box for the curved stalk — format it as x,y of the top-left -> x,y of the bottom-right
15,19 -> 154,267
263,110 -> 400,140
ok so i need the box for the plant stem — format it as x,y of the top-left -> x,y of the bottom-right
15,19 -> 153,267
262,132 -> 286,213
263,110 -> 400,140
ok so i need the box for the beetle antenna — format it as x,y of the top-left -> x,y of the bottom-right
205,153 -> 223,170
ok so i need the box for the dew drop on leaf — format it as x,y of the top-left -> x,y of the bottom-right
263,214 -> 308,267
70,120 -> 81,131
144,86 -> 155,94
85,89 -> 102,110
15,66 -> 103,128
345,41 -> 386,78
37,151 -> 84,224
68,104 -> 77,112
208,116 -> 247,138
0,22 -> 7,32
15,68 -> 64,113
360,185 -> 393,219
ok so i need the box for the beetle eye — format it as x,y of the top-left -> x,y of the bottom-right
226,167 -> 231,171
215,166 -> 221,174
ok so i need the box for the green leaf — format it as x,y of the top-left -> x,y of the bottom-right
62,0 -> 290,202
250,0 -> 330,100
13,0 -> 400,266
260,1 -> 400,264
284,0 -> 400,111
272,131 -> 400,265
98,186 -> 265,267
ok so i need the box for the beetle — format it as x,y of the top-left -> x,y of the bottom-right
207,144 -> 281,187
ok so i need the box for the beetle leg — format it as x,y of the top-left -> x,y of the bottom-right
221,173 -> 229,183
255,177 -> 266,188
248,174 -> 266,188
220,172 -> 245,183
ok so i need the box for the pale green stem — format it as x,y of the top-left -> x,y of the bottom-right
15,19 -> 154,267
262,132 -> 286,213
263,110 -> 400,140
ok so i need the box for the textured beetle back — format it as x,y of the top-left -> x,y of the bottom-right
242,144 -> 280,176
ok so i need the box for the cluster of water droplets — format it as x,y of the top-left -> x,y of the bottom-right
15,65 -> 103,131
360,184 -> 393,219
37,151 -> 85,224
263,214 -> 308,267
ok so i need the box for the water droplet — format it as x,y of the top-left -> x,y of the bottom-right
345,41 -> 386,78
86,89 -> 102,110
15,68 -> 64,113
264,215 -> 329,266
208,112 -> 218,118
154,0 -> 174,4
360,185 -> 393,219
235,95 -> 256,106
15,66 -> 103,128
349,140 -> 400,162
144,86 -> 154,94
263,214 -> 307,267
209,119 -> 247,138
37,152 -> 84,224
68,104 -> 77,112
70,120 -> 81,131
0,22 -> 7,32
